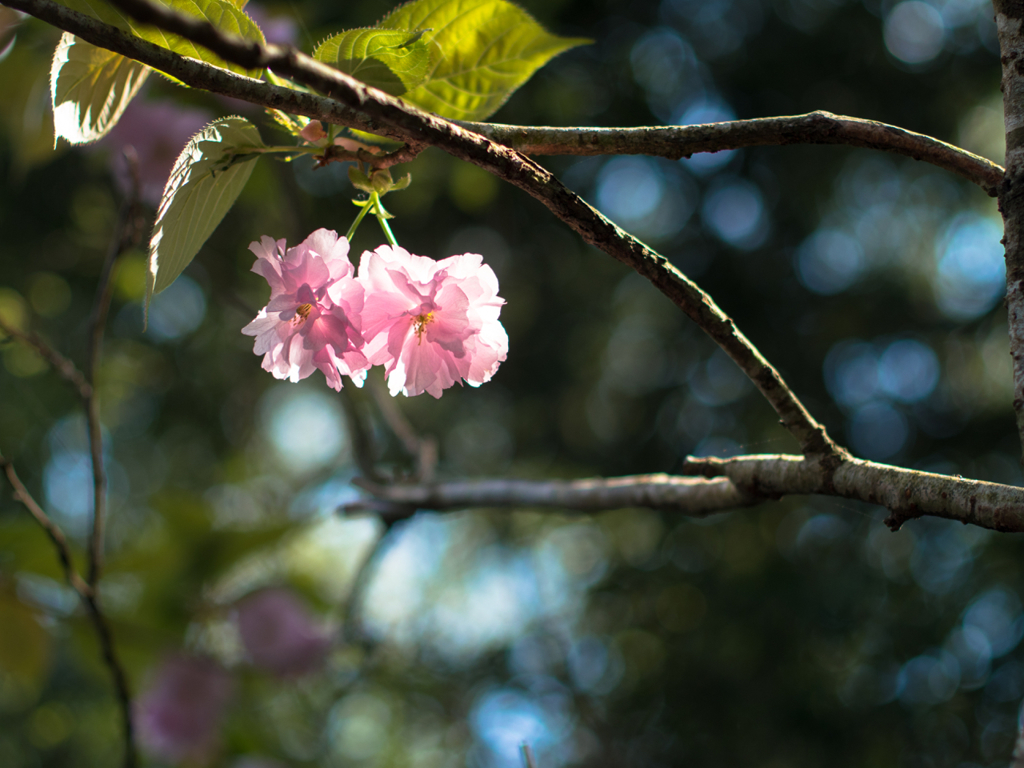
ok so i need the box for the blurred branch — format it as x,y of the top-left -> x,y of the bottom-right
0,453 -> 90,594
6,0 -> 845,459
0,318 -> 91,398
339,386 -> 384,483
459,112 -> 1003,197
338,517 -> 391,647
993,2 -> 1024,465
344,473 -> 759,522
367,375 -> 438,482
345,454 -> 1024,534
1012,699 -> 1024,768
521,743 -> 539,768
0,454 -> 137,768
85,148 -> 144,587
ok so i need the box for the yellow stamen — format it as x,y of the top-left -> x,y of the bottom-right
293,303 -> 313,325
413,312 -> 435,343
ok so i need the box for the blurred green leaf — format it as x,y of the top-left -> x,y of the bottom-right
376,0 -> 590,120
147,116 -> 264,303
313,28 -> 433,96
0,590 -> 51,689
50,32 -> 150,145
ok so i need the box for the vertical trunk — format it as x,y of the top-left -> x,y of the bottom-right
994,1 -> 1024,461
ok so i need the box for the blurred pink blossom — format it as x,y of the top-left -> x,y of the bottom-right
135,655 -> 232,765
242,229 -> 370,391
355,246 -> 508,398
101,100 -> 211,205
234,588 -> 333,677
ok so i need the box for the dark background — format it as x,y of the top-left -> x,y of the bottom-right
0,0 -> 1020,766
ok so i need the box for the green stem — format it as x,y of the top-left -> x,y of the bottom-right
346,201 -> 373,241
372,192 -> 399,247
234,145 -> 320,157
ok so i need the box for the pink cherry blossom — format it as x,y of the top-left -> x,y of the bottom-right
242,229 -> 369,391
135,654 -> 232,765
354,245 -> 508,398
233,588 -> 333,677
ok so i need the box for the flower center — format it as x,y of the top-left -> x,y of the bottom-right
413,312 -> 435,343
293,303 -> 314,325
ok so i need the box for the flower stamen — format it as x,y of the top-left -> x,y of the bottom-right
413,312 -> 435,343
293,303 -> 314,325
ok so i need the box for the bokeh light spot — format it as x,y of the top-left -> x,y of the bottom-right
795,228 -> 865,294
148,275 -> 206,341
884,2 -> 946,64
261,385 -> 347,474
702,178 -> 768,249
848,401 -> 910,459
934,214 -> 1005,320
878,339 -> 940,403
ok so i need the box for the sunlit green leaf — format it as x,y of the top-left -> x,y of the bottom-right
147,116 -> 264,306
313,28 -> 432,96
50,32 -> 150,145
377,0 -> 590,120
60,0 -> 266,78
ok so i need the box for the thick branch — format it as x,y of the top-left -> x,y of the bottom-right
348,454 -> 1024,534
7,0 -> 843,457
459,113 -> 1004,196
994,1 -> 1024,464
0,454 -> 136,768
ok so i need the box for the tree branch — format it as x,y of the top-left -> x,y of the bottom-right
367,374 -> 438,482
994,1 -> 1024,465
7,0 -> 846,458
0,317 -> 92,398
344,474 -> 761,523
458,113 -> 1004,197
344,454 -> 1024,534
0,454 -> 137,768
0,453 -> 90,595
84,149 -> 144,587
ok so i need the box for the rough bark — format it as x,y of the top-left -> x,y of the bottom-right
995,0 -> 1024,462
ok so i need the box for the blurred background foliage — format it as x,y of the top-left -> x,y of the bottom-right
0,0 -> 1021,766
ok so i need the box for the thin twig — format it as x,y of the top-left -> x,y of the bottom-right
0,317 -> 91,398
458,113 -> 1004,197
367,375 -> 437,482
0,454 -> 90,595
0,454 -> 137,768
339,386 -> 384,483
84,149 -> 144,586
521,743 -> 539,768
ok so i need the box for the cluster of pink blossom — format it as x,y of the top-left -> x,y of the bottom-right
242,229 -> 508,398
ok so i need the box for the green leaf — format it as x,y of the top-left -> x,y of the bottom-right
51,32 -> 150,145
147,116 -> 264,306
377,0 -> 590,121
313,28 -> 432,96
61,0 -> 266,78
